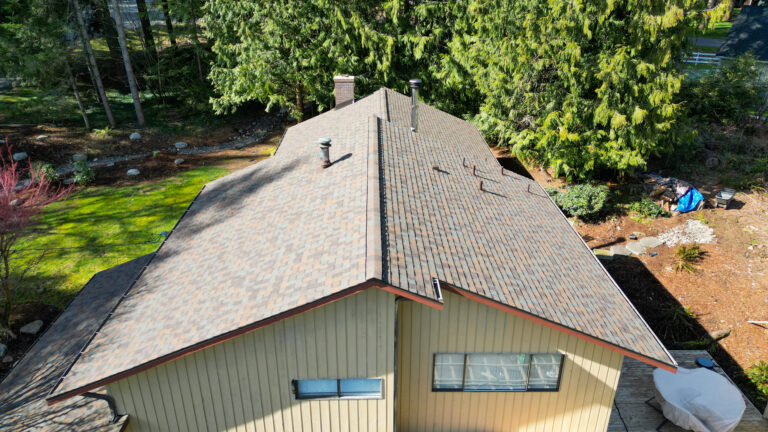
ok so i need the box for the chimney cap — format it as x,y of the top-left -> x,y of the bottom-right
318,137 -> 332,147
409,78 -> 422,88
333,75 -> 355,83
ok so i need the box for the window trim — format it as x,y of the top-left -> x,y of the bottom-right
292,378 -> 384,400
431,352 -> 565,393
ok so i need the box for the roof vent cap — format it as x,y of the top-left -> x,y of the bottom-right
319,138 -> 332,168
409,79 -> 422,132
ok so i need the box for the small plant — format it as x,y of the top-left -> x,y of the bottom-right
73,160 -> 95,185
548,184 -> 610,222
695,212 -> 709,225
92,126 -> 113,137
628,197 -> 671,219
674,244 -> 705,273
659,306 -> 696,340
746,361 -> 768,403
30,161 -> 59,183
153,150 -> 161,157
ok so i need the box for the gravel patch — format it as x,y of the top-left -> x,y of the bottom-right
658,219 -> 716,246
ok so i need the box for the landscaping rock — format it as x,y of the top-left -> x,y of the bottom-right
593,249 -> 613,261
638,236 -> 664,248
20,319 -> 43,335
2,356 -> 12,364
126,169 -> 140,176
63,178 -> 76,185
129,132 -> 142,141
174,141 -> 188,149
174,158 -> 185,165
12,152 -> 27,161
626,242 -> 647,256
610,245 -> 632,256
8,199 -> 19,207
13,178 -> 31,191
709,328 -> 731,341
0,343 -> 6,358
658,219 -> 716,246
35,135 -> 48,141
72,153 -> 87,162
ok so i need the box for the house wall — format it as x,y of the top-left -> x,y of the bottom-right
106,288 -> 396,432
396,290 -> 624,432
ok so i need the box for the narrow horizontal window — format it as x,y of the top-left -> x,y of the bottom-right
433,353 -> 564,392
293,378 -> 383,400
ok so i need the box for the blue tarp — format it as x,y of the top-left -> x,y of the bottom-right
676,187 -> 704,213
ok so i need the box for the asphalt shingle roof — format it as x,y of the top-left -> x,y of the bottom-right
49,87 -> 674,401
0,255 -> 150,430
717,6 -> 768,61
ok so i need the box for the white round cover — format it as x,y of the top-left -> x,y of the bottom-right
653,367 -> 746,432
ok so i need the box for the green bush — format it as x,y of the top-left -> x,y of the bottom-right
73,161 -> 95,185
746,361 -> 768,402
31,161 -> 59,183
628,197 -> 671,219
548,184 -> 610,221
681,54 -> 767,126
674,244 -> 704,273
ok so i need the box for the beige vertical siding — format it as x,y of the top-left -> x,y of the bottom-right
396,290 -> 624,432
107,288 -> 395,432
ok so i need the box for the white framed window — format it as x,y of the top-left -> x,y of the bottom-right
293,378 -> 383,400
432,353 -> 564,392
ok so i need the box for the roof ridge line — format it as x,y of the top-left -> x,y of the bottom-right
365,114 -> 383,281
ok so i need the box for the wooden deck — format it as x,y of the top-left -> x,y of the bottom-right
608,350 -> 768,432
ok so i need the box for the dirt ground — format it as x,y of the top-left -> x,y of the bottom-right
495,146 -> 768,407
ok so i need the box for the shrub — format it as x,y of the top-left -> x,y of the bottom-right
674,244 -> 704,273
73,161 -> 95,185
549,184 -> 610,221
746,361 -> 768,402
628,197 -> 671,219
681,54 -> 767,126
30,162 -> 59,183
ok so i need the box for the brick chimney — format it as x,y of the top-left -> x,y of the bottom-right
334,75 -> 355,109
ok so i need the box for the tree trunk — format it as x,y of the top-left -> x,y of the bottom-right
112,0 -> 146,126
66,63 -> 90,129
72,0 -> 116,127
160,0 -> 176,46
189,8 -> 204,82
135,0 -> 157,57
94,0 -> 122,67
296,86 -> 304,122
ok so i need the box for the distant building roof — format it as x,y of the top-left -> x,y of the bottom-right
48,87 -> 675,403
717,6 -> 768,61
0,255 -> 151,430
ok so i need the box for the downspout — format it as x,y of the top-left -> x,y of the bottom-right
393,296 -> 405,431
82,392 -> 121,424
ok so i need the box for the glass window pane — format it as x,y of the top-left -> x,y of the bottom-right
339,379 -> 382,398
433,354 -> 465,390
296,379 -> 338,399
465,354 -> 529,391
528,354 -> 562,390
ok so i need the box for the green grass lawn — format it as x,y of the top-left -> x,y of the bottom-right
12,166 -> 229,307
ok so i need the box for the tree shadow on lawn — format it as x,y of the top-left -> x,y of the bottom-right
605,255 -> 766,411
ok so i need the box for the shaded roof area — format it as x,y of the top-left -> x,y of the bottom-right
50,87 -> 674,402
717,6 -> 768,61
0,255 -> 151,430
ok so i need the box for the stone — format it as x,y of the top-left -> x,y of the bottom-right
705,156 -> 719,169
126,169 -> 140,176
129,132 -> 142,141
610,245 -> 632,256
2,356 -> 12,364
626,242 -> 647,256
638,236 -> 664,248
174,158 -> 185,165
628,234 -> 637,240
12,152 -> 27,161
20,320 -> 43,335
8,199 -> 19,207
72,153 -> 87,162
593,249 -> 613,261
63,178 -> 76,185
13,178 -> 31,192
709,328 -> 731,341
0,343 -> 6,358
35,135 -> 48,141
174,141 -> 188,149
